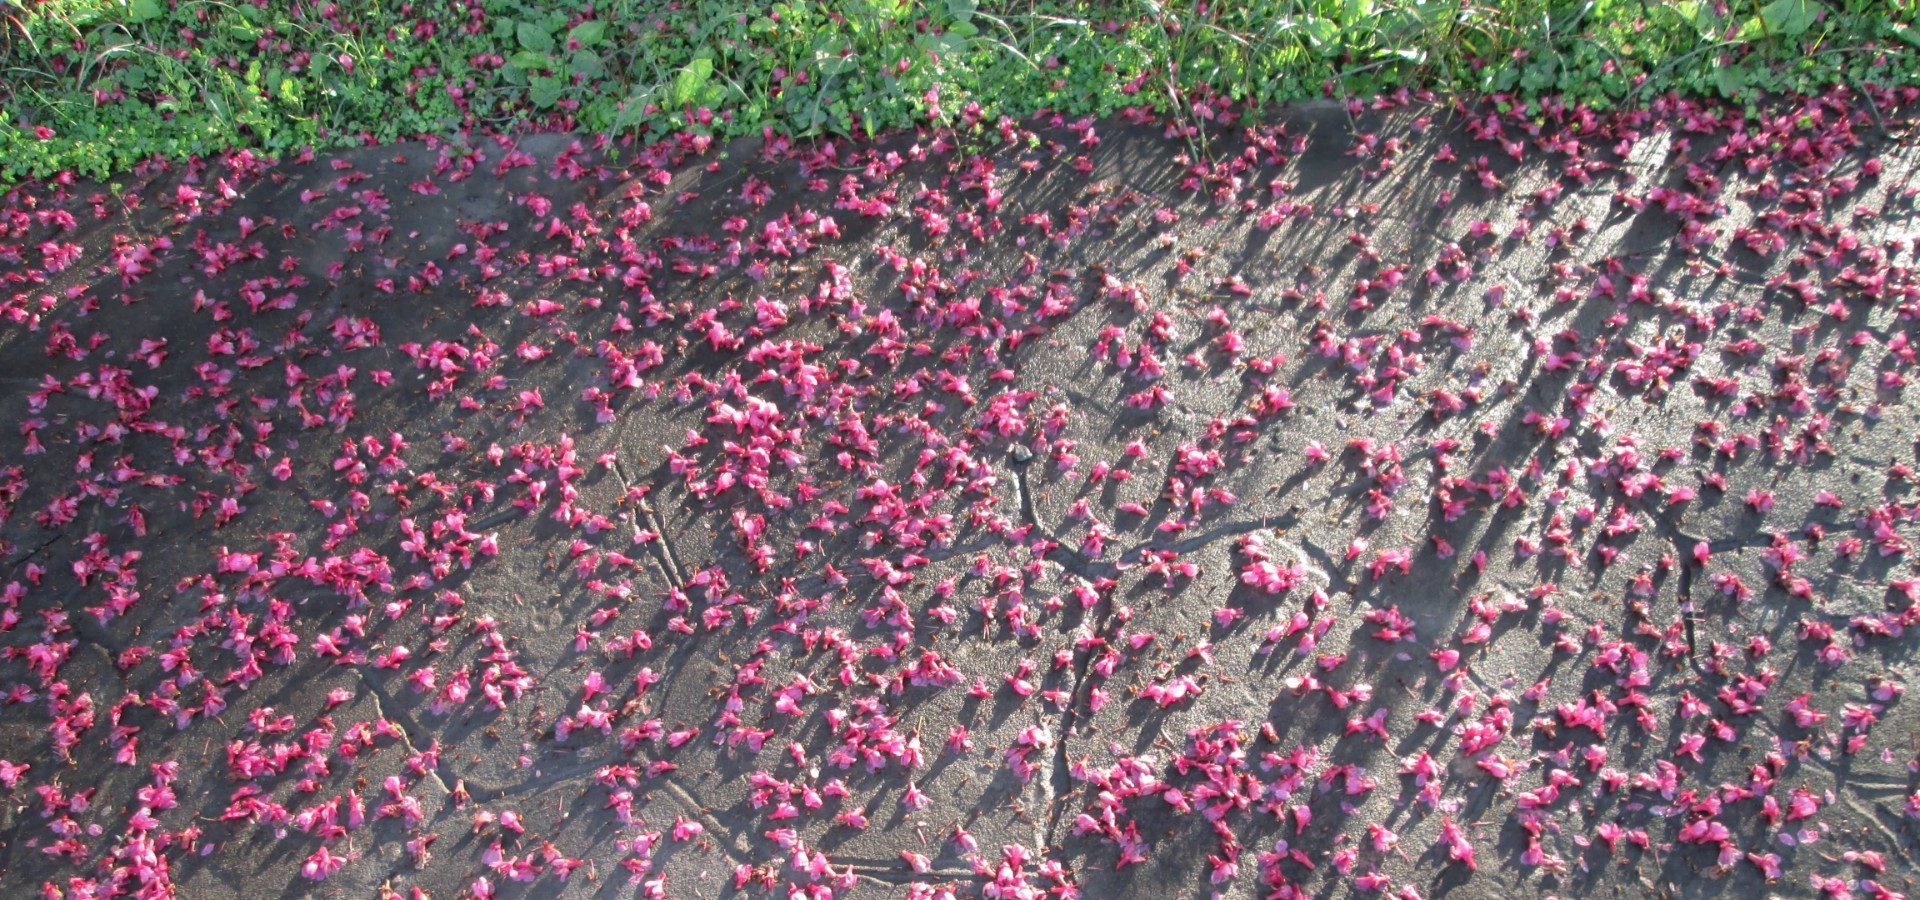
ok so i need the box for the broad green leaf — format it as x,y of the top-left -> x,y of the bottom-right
815,49 -> 856,77
946,0 -> 977,22
673,58 -> 714,106
1673,0 -> 1717,39
569,50 -> 606,79
1714,64 -> 1743,98
509,50 -> 552,71
569,20 -> 607,47
1757,0 -> 1818,37
613,87 -> 656,128
127,0 -> 164,23
529,75 -> 565,109
517,21 -> 555,54
579,97 -> 616,130
922,31 -> 966,59
1302,17 -> 1338,49
1524,67 -> 1556,92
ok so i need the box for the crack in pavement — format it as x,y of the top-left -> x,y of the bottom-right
1668,531 -> 1699,660
842,861 -> 974,882
458,763 -> 755,867
3,529 -> 68,570
1115,514 -> 1299,564
918,533 -> 1004,566
1005,448 -> 1119,581
451,753 -> 605,805
1839,794 -> 1920,856
656,776 -> 754,865
1116,516 -> 1337,592
1041,696 -> 1085,852
1034,512 -> 1335,851
1647,508 -> 1776,662
611,456 -> 688,589
639,499 -> 689,588
345,666 -> 453,797
998,447 -> 1130,853
466,505 -> 524,532
1041,587 -> 1116,853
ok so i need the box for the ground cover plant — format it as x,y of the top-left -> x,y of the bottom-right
1,69 -> 1920,899
0,0 -> 1917,185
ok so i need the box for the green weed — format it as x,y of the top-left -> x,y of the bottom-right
0,0 -> 1914,185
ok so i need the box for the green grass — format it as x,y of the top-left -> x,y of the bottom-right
1,0 -> 1916,185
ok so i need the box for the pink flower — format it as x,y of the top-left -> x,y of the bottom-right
1438,816 -> 1476,870
301,846 -> 347,880
1747,852 -> 1782,880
